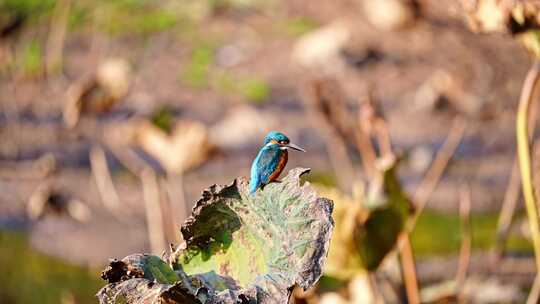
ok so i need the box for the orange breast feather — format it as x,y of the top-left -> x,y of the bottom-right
268,152 -> 288,182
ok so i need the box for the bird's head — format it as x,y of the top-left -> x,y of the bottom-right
263,131 -> 306,152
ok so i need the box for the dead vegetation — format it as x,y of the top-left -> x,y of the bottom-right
1,1 -> 540,303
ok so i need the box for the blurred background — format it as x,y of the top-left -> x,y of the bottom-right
0,0 -> 538,303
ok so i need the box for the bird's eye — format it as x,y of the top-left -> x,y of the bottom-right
279,140 -> 287,144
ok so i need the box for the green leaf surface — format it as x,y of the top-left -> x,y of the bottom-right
97,168 -> 334,303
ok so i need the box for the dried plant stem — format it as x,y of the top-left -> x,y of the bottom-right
164,173 -> 185,243
90,146 -> 121,210
527,274 -> 540,304
106,144 -> 147,176
355,93 -> 387,178
367,273 -> 385,304
516,60 -> 540,273
398,233 -> 420,304
409,118 -> 466,230
354,105 -> 377,178
107,143 -> 177,247
324,129 -> 356,191
158,178 -> 178,245
375,120 -> 393,158
141,168 -> 166,254
302,79 -> 358,190
456,184 -> 472,299
354,126 -> 377,179
494,160 -> 521,257
46,0 -> 71,75
495,87 -> 539,258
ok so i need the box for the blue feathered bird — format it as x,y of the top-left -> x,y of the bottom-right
250,131 -> 305,194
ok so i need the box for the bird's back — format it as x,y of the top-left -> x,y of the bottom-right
250,147 -> 287,193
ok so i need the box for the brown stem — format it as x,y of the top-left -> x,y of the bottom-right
367,273 -> 385,304
354,124 -> 377,179
354,99 -> 377,178
375,120 -> 393,158
409,117 -> 466,230
164,172 -> 186,243
141,168 -> 166,254
106,144 -> 147,177
323,128 -> 357,192
398,233 -> 420,304
527,274 -> 540,304
89,145 -> 121,211
46,0 -> 71,75
456,184 -> 472,300
494,160 -> 521,255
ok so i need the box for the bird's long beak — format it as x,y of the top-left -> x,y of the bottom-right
284,143 -> 306,152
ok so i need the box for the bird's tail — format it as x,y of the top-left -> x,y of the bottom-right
249,180 -> 258,194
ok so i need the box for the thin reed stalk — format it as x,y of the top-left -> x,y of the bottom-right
398,233 -> 420,304
516,60 -> 540,273
409,118 -> 466,230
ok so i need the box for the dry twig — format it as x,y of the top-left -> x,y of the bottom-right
456,184 -> 472,300
46,0 -> 71,75
355,91 -> 381,178
409,117 -> 466,230
359,92 -> 392,160
527,274 -> 540,304
141,168 -> 166,254
302,79 -> 357,190
398,233 -> 420,304
163,174 -> 184,244
90,146 -> 121,211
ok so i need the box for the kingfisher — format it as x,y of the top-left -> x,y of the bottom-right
249,131 -> 305,194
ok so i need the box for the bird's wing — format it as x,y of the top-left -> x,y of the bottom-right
258,149 -> 282,184
250,148 -> 281,192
